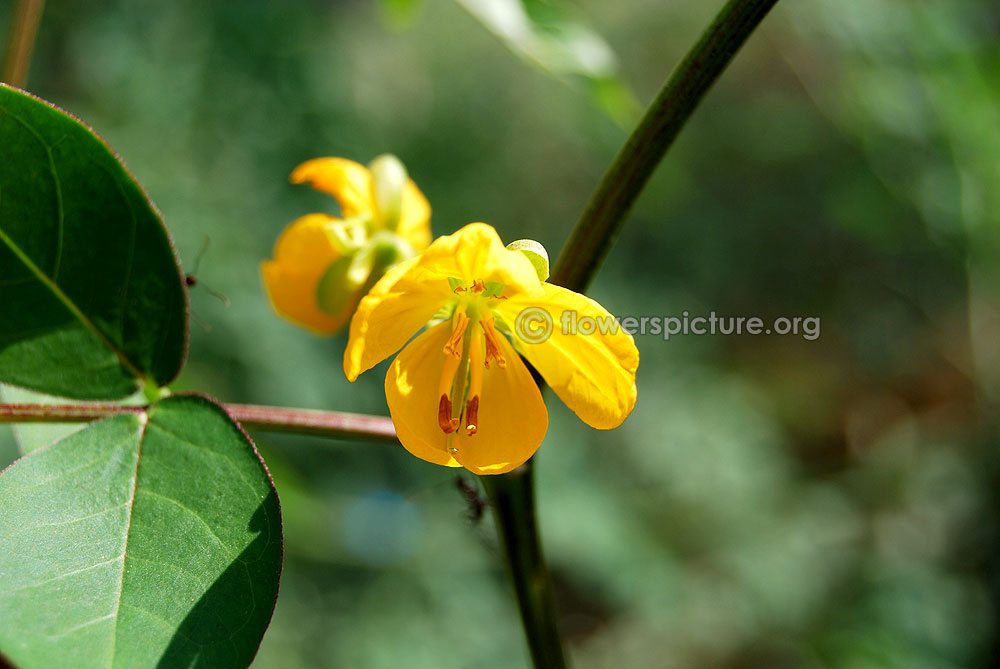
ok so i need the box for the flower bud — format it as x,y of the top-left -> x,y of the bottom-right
369,154 -> 408,231
506,238 -> 549,281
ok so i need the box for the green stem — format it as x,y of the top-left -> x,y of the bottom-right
482,462 -> 566,669
0,402 -> 399,443
551,0 -> 780,293
1,0 -> 45,88
488,2 -> 780,666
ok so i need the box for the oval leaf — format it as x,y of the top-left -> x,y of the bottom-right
0,84 -> 188,400
0,394 -> 282,668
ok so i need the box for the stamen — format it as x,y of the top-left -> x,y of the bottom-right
438,395 -> 459,433
480,317 -> 507,369
465,396 -> 479,436
465,335 -> 485,436
438,345 -> 462,397
471,279 -> 487,294
437,333 -> 463,434
443,311 -> 469,358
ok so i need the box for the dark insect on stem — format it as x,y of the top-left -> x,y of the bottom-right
455,475 -> 487,523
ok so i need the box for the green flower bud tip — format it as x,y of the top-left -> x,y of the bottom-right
506,238 -> 549,282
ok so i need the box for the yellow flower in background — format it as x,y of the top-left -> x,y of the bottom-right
261,155 -> 431,334
344,223 -> 638,475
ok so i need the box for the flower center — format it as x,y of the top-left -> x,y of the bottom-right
436,278 -> 508,449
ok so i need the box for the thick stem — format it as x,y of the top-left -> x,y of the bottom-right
482,462 -> 566,669
0,402 -> 399,443
489,2 -> 781,666
551,0 -> 780,293
2,0 -> 45,88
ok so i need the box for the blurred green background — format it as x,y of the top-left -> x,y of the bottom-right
2,0 -> 999,666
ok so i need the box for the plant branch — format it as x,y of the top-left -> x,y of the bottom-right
2,0 -> 46,88
551,0 -> 780,293
0,402 -> 399,443
482,463 -> 566,669
489,2 -> 781,666
226,403 -> 398,442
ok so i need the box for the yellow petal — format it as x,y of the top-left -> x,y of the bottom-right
291,158 -> 374,219
451,330 -> 547,475
261,213 -> 349,335
385,322 -> 547,474
496,283 -> 638,429
384,322 -> 462,468
397,179 -> 432,251
343,259 -> 452,381
416,223 -> 541,297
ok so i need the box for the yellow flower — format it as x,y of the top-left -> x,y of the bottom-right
344,223 -> 639,475
261,155 -> 431,334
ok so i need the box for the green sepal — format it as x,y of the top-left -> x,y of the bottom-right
367,229 -> 414,270
316,231 -> 415,319
483,281 -> 506,298
316,250 -> 371,318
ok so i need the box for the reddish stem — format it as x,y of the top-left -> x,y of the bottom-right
0,402 -> 399,444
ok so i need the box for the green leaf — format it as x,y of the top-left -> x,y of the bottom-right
0,84 -> 188,400
0,394 -> 282,668
454,0 -> 640,124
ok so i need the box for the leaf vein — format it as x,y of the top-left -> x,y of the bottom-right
137,488 -> 237,563
108,415 -> 147,668
48,612 -> 115,640
29,501 -> 128,529
10,554 -> 125,593
146,422 -> 263,505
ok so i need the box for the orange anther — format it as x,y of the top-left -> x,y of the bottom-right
465,396 -> 480,436
438,394 -> 459,434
